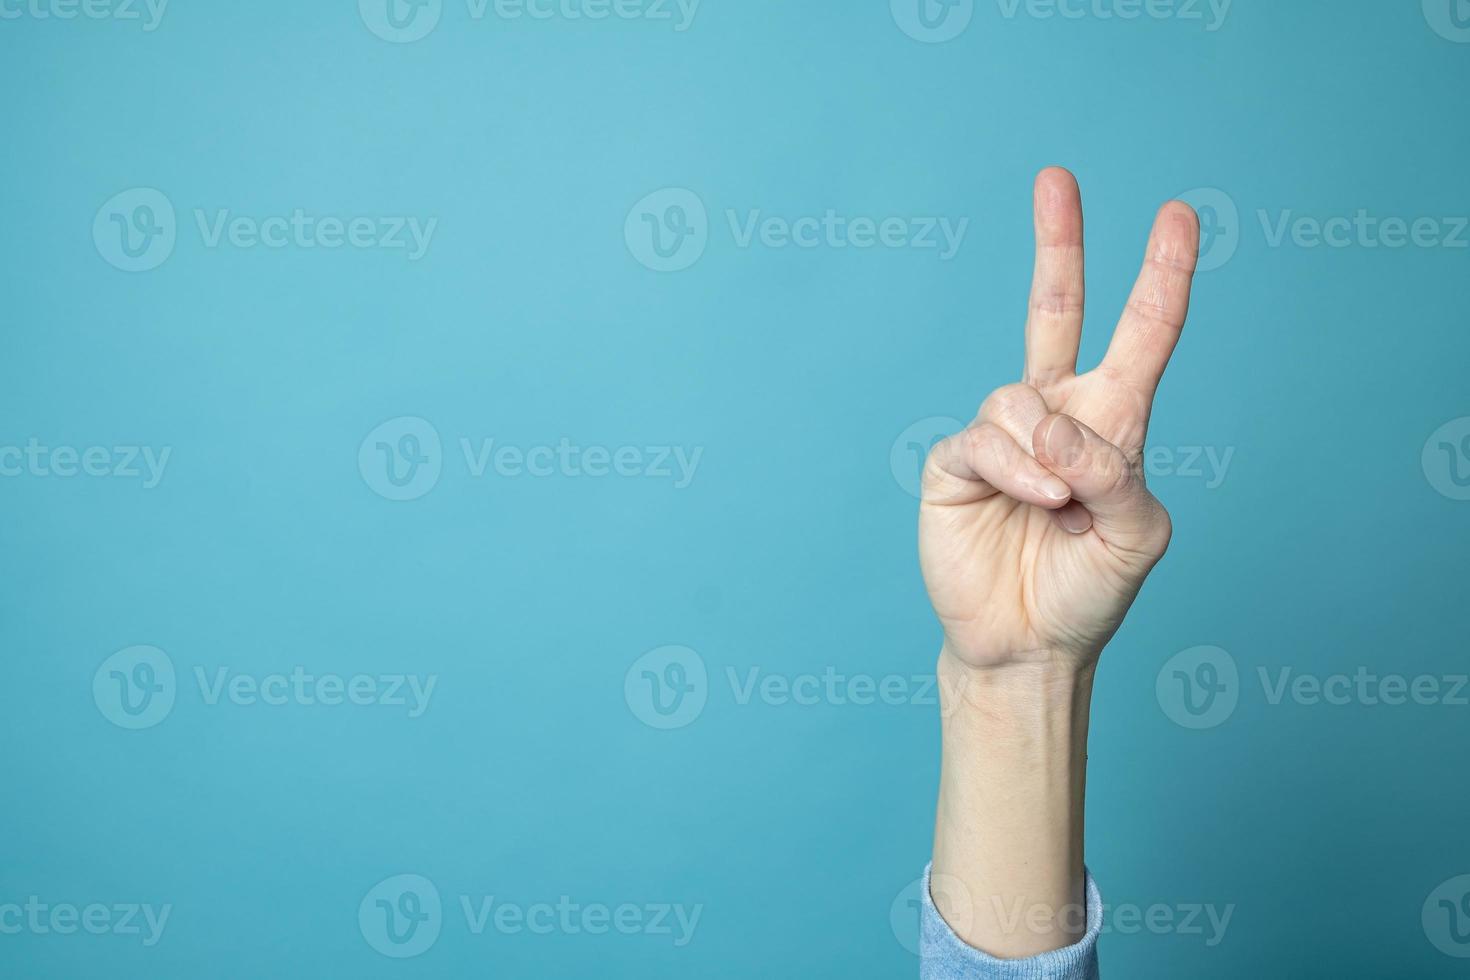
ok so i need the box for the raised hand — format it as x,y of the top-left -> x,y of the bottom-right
921,168 -> 1201,670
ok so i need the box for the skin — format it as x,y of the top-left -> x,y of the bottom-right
922,167 -> 1201,957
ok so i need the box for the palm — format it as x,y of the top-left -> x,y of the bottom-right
919,170 -> 1200,668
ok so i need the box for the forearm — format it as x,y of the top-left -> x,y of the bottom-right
931,648 -> 1095,958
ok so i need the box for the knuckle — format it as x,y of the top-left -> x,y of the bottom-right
965,424 -> 1008,470
978,383 -> 1037,422
1145,505 -> 1174,555
1029,284 -> 1085,317
1099,448 -> 1134,494
923,434 -> 961,477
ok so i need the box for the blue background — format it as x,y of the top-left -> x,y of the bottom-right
3,1 -> 1468,976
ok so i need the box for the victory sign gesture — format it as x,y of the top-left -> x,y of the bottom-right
921,168 -> 1202,671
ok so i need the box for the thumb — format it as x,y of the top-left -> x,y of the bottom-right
1032,414 -> 1172,558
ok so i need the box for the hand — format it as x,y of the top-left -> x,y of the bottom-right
921,168 -> 1201,670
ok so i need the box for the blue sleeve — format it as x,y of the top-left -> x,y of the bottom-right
919,864 -> 1103,980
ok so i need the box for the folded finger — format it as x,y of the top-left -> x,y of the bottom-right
924,422 -> 1073,508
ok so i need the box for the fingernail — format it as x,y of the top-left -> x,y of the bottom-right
1037,475 -> 1071,502
1044,416 -> 1085,468
1056,504 -> 1093,534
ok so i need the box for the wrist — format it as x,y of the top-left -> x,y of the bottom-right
931,645 -> 1095,957
937,644 -> 1097,727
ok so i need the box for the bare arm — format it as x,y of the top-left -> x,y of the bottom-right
920,167 -> 1201,959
